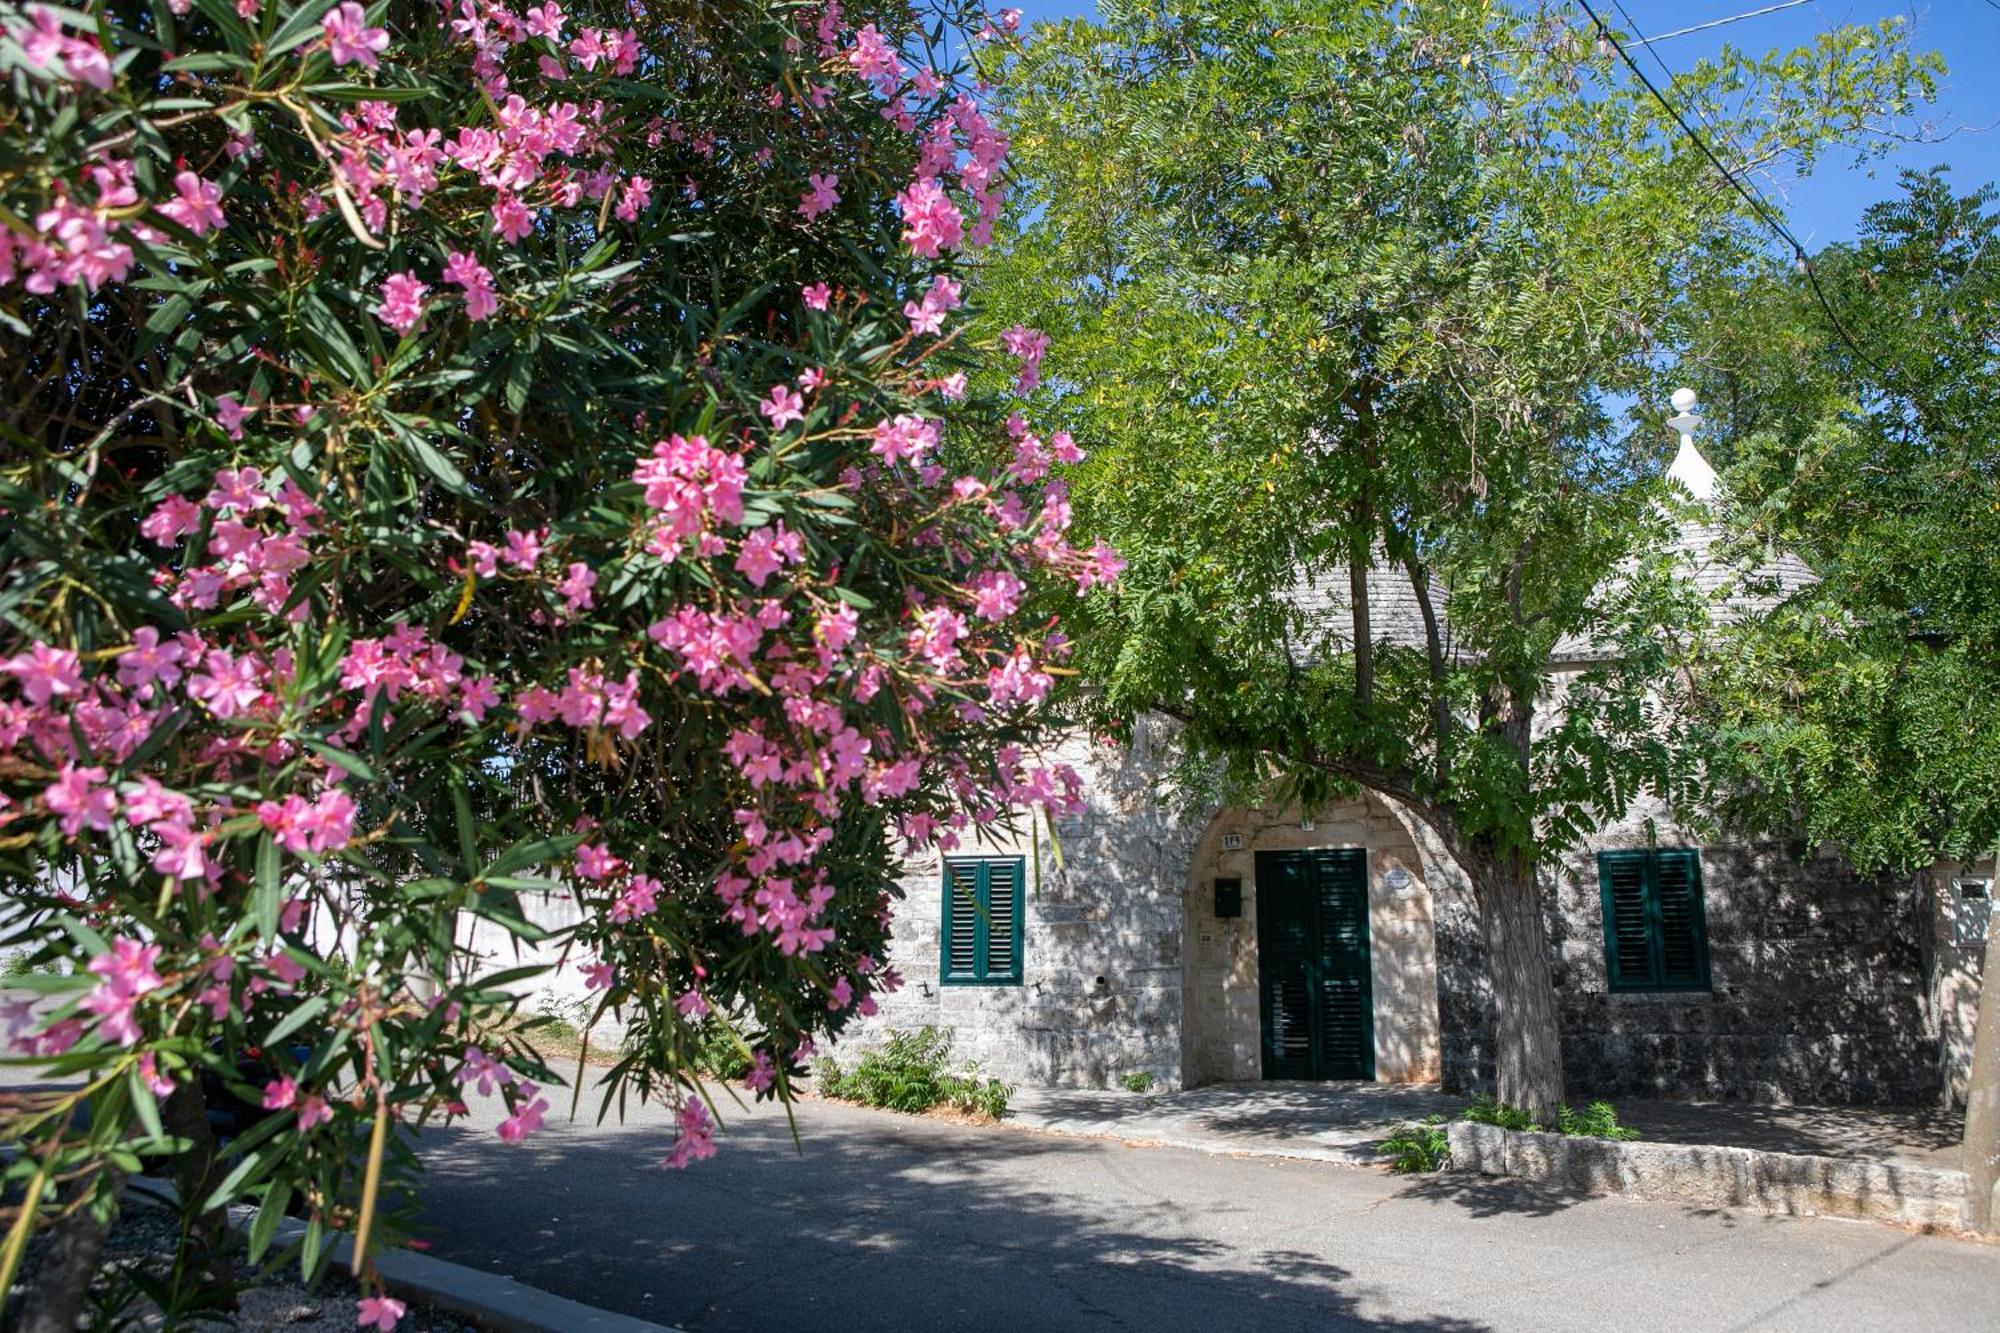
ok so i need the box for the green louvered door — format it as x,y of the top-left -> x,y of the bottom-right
1257,849 -> 1374,1080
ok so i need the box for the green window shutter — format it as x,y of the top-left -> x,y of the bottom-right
1598,849 -> 1711,993
941,857 -> 1024,986
1653,850 -> 1710,989
1599,852 -> 1657,990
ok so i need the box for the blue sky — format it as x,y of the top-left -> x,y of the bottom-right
1000,1 -> 2000,249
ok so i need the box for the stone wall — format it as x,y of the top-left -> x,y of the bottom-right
1434,798 -> 1945,1106
831,718 -> 1197,1089
1548,828 -> 1940,1105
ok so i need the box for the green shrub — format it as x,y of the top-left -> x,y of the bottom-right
1120,1071 -> 1155,1093
1460,1094 -> 1642,1141
1381,1115 -> 1451,1173
693,1016 -> 755,1082
1462,1093 -> 1540,1133
814,1027 -> 1010,1118
1556,1100 -> 1641,1141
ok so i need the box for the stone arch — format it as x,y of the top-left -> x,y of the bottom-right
1180,791 -> 1443,1086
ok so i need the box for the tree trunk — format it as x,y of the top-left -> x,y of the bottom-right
1963,892 -> 2000,1232
1476,855 -> 1566,1121
18,1169 -> 122,1333
161,1077 -> 236,1295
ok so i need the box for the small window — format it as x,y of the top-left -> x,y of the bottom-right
1598,849 -> 1711,993
942,857 -> 1025,986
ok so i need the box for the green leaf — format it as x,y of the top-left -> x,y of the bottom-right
249,1181 -> 293,1261
304,740 -> 376,781
266,0 -> 343,55
482,834 -> 583,881
254,833 -> 282,941
265,994 -> 329,1048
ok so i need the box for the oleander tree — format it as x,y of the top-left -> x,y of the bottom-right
0,0 -> 1114,1323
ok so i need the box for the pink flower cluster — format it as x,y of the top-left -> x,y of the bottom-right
632,434 -> 749,556
456,1044 -> 550,1143
515,666 -> 651,739
904,274 -> 962,336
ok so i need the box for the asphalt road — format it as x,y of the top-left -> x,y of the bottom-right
412,1092 -> 2000,1333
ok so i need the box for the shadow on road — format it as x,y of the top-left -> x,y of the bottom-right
412,1104 -> 1495,1333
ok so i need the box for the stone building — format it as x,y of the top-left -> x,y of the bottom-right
837,427 -> 1992,1108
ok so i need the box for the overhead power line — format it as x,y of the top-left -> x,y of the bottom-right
1570,0 -> 1896,381
1627,0 -> 1816,48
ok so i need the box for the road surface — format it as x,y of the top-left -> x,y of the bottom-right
412,1091 -> 2000,1332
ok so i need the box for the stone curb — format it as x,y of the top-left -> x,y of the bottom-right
128,1178 -> 680,1333
1446,1121 -> 1983,1234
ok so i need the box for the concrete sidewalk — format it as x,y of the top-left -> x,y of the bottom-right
1003,1081 -> 1966,1171
1005,1081 -> 1459,1164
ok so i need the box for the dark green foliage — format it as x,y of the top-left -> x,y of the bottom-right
1462,1094 -> 1641,1141
815,1027 -> 1011,1119
1690,170 -> 2000,874
1463,1094 -> 1542,1133
1381,1115 -> 1450,1173
1556,1101 -> 1642,1142
1120,1071 -> 1155,1093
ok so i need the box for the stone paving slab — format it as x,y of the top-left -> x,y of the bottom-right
1003,1080 -> 1967,1172
1004,1080 -> 1459,1163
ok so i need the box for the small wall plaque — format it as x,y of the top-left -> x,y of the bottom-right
1220,833 -> 1244,851
1951,877 -> 1993,947
1214,877 -> 1243,919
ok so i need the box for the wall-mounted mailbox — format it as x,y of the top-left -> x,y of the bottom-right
1215,877 -> 1243,919
1951,876 -> 1993,948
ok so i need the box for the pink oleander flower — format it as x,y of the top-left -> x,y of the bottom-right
581,959 -> 613,990
4,641 -> 82,705
492,193 -> 535,242
497,1086 -> 548,1142
574,842 -> 620,880
798,172 -> 840,220
323,2 -> 390,68
616,175 -> 652,222
356,1296 -> 407,1331
759,383 -> 804,432
556,561 -> 595,614
214,394 -> 252,441
159,172 -> 226,237
139,1052 -> 175,1096
45,764 -> 116,836
262,1077 -> 298,1111
298,1094 -> 334,1130
374,271 -> 428,336
801,282 -> 831,311
441,250 -> 498,321
663,1098 -> 717,1169
87,937 -> 163,996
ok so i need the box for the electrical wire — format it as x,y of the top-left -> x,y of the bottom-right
1626,0 -> 1816,48
1571,0 -> 1898,381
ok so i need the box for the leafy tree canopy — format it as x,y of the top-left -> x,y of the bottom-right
1688,168 -> 2000,872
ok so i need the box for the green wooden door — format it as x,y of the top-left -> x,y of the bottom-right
1256,849 -> 1374,1080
